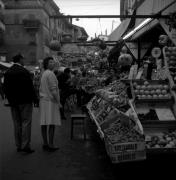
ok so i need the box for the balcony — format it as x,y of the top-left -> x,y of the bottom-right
23,19 -> 40,30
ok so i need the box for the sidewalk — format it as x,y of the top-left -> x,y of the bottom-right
0,100 -> 117,180
0,100 -> 176,180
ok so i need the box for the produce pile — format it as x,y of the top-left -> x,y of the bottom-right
96,81 -> 129,110
119,72 -> 129,79
106,80 -> 127,93
102,109 -> 144,143
165,46 -> 176,83
90,95 -> 105,117
146,130 -> 176,148
104,116 -> 144,143
133,81 -> 171,100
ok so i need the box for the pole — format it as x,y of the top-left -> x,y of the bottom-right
50,15 -> 169,19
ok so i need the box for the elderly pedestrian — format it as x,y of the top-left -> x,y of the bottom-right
3,53 -> 38,153
39,57 -> 61,151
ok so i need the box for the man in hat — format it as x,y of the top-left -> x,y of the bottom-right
3,53 -> 38,154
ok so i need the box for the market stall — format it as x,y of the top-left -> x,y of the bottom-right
87,80 -> 146,163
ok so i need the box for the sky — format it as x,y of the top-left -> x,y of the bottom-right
54,0 -> 121,39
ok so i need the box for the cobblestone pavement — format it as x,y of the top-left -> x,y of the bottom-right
0,99 -> 176,180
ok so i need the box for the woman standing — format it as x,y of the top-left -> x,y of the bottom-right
39,57 -> 61,151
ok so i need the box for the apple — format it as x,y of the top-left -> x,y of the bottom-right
144,81 -> 149,86
163,85 -> 169,90
136,85 -> 140,90
141,95 -> 146,99
147,95 -> 152,99
150,90 -> 156,94
158,85 -> 163,89
162,90 -> 167,95
141,85 -> 146,89
152,85 -> 157,89
140,90 -> 144,94
134,90 -> 138,94
158,94 -> 163,99
133,82 -> 137,87
156,89 -> 161,94
147,85 -> 152,90
153,94 -> 158,99
144,90 -> 149,95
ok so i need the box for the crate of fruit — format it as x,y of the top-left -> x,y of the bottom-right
131,80 -> 173,103
145,129 -> 176,153
102,106 -> 146,163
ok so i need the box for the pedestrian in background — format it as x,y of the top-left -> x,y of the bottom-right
3,53 -> 38,154
39,57 -> 61,151
57,67 -> 72,120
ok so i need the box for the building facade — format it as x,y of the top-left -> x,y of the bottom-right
1,0 -> 88,66
0,0 -> 5,61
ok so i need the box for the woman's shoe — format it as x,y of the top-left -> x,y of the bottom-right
43,145 -> 59,152
42,145 -> 50,151
49,146 -> 59,151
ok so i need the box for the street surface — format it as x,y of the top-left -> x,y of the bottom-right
0,98 -> 176,180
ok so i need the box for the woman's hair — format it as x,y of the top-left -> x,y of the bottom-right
12,53 -> 24,63
64,68 -> 71,74
43,57 -> 53,70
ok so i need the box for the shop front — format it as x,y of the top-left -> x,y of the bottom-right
86,0 -> 176,164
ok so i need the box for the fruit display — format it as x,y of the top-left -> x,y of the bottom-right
132,80 -> 171,100
96,80 -> 129,109
106,80 -> 127,94
104,120 -> 144,144
145,130 -> 176,149
164,46 -> 176,83
103,109 -> 144,143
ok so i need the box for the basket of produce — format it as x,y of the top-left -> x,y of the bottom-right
103,108 -> 146,163
96,80 -> 130,110
131,80 -> 172,103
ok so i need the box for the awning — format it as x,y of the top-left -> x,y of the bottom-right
123,0 -> 176,41
130,19 -> 160,40
108,18 -> 131,41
